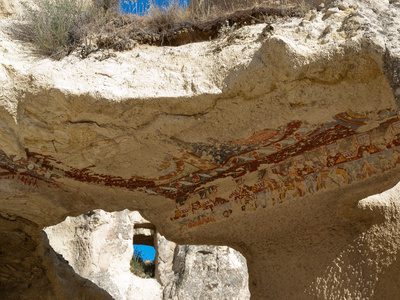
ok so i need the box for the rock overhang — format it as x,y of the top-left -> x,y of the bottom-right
0,1 -> 399,228
1,0 -> 400,298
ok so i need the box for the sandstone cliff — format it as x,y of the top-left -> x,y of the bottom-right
1,0 -> 400,299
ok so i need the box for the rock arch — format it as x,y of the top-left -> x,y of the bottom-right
44,210 -> 250,300
1,0 -> 400,299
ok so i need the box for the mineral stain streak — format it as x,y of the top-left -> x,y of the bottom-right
3,109 -> 400,231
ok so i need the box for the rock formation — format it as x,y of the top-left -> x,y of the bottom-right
1,0 -> 400,298
44,210 -> 163,300
45,210 -> 249,300
163,245 -> 250,300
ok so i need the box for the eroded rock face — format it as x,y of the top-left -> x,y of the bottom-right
45,210 -> 249,300
45,210 -> 163,300
1,0 -> 400,298
0,214 -> 113,300
0,0 -> 20,17
164,245 -> 250,300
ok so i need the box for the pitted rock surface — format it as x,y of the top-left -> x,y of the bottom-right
45,210 -> 249,300
1,0 -> 400,299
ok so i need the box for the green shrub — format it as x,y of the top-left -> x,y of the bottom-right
19,0 -> 132,58
21,0 -> 89,57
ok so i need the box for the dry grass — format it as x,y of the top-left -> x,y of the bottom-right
16,0 -> 314,59
16,0 -> 121,58
19,0 -> 86,58
146,1 -> 192,32
189,0 -> 306,18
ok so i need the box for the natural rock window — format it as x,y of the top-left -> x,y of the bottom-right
44,210 -> 250,300
131,221 -> 156,278
131,245 -> 156,278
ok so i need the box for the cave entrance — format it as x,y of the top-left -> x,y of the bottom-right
131,222 -> 157,278
45,209 -> 250,299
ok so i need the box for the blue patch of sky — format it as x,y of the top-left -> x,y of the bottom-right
119,0 -> 189,15
134,244 -> 156,261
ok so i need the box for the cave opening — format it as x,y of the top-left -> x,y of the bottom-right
44,209 -> 250,299
131,222 -> 157,278
134,244 -> 156,261
130,245 -> 156,278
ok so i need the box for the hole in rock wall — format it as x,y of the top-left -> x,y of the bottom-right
131,245 -> 156,278
44,209 -> 250,300
131,222 -> 157,278
134,245 -> 156,261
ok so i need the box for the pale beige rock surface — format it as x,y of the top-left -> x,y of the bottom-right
0,0 -> 20,17
45,210 -> 249,300
164,244 -> 250,300
45,210 -> 163,300
1,0 -> 400,298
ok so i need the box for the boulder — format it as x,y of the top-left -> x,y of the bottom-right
164,245 -> 250,300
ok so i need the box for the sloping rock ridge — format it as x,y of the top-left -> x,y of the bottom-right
1,0 -> 400,299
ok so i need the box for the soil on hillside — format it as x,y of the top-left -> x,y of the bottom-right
82,6 -> 301,57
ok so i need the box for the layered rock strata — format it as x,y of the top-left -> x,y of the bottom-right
1,0 -> 400,298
